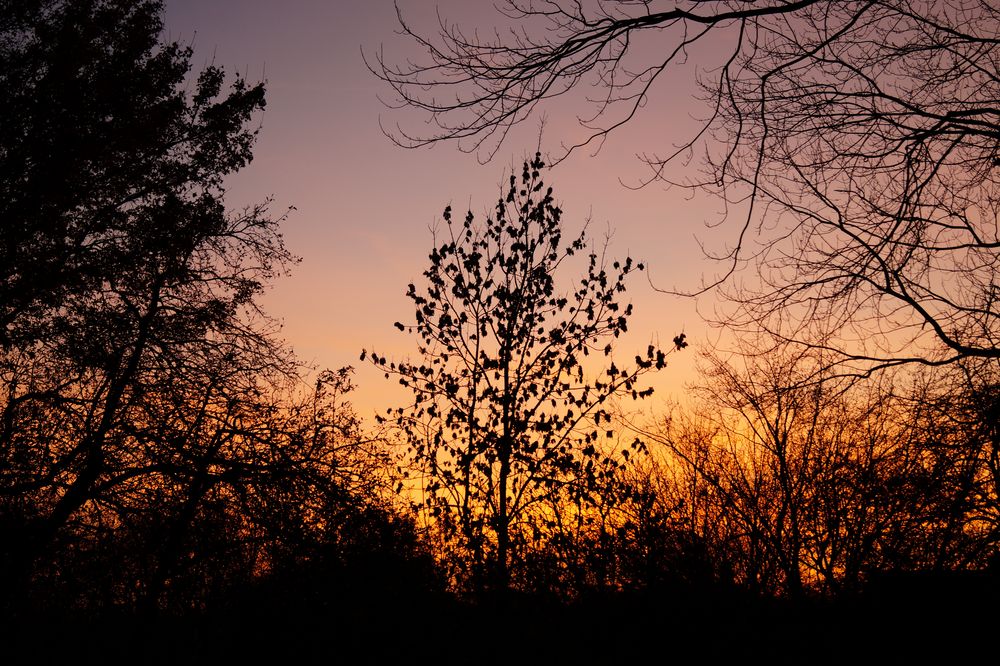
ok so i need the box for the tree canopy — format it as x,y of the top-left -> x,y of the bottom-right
0,0 -> 271,349
366,155 -> 681,590
0,0 -> 426,612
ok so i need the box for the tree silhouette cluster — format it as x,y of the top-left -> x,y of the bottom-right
363,0 -> 1000,605
629,347 -> 1000,599
364,0 -> 1000,605
0,0 -> 433,617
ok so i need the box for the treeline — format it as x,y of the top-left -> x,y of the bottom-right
375,352 -> 1000,603
358,157 -> 1000,602
498,351 -> 1000,599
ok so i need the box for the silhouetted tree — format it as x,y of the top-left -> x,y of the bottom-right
133,367 -> 423,613
372,0 -> 1000,375
954,363 -> 1000,564
366,154 -> 681,591
0,0 -> 437,619
514,449 -> 718,597
1,0 -> 268,348
0,0 -> 294,605
896,361 -> 1000,571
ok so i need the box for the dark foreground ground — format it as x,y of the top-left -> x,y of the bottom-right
3,576 -> 997,665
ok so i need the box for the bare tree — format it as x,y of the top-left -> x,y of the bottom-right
624,343 -> 1000,597
371,0 -> 1000,374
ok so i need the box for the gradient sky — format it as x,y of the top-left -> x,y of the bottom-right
162,0 -> 733,419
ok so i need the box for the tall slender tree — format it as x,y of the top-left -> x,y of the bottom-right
366,155 -> 683,590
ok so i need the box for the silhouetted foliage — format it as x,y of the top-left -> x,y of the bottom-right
0,0 -> 268,349
373,1 -> 1000,610
0,0 -> 289,606
511,451 -> 720,598
373,0 -> 1000,375
366,154 -> 680,592
0,0 -> 436,616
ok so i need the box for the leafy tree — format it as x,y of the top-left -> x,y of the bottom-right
0,0 -> 296,604
365,154 -> 683,590
1,0 -> 268,349
1,0 -> 435,616
371,0 -> 1000,375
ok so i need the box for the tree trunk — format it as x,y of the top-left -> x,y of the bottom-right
21,276 -> 162,589
497,432 -> 511,592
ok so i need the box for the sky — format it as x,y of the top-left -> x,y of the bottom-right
162,0 -> 733,420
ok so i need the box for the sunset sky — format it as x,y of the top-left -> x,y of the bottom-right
162,0 -> 736,418
8,1 -> 997,638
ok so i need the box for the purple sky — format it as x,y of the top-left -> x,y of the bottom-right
162,0 -> 729,417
